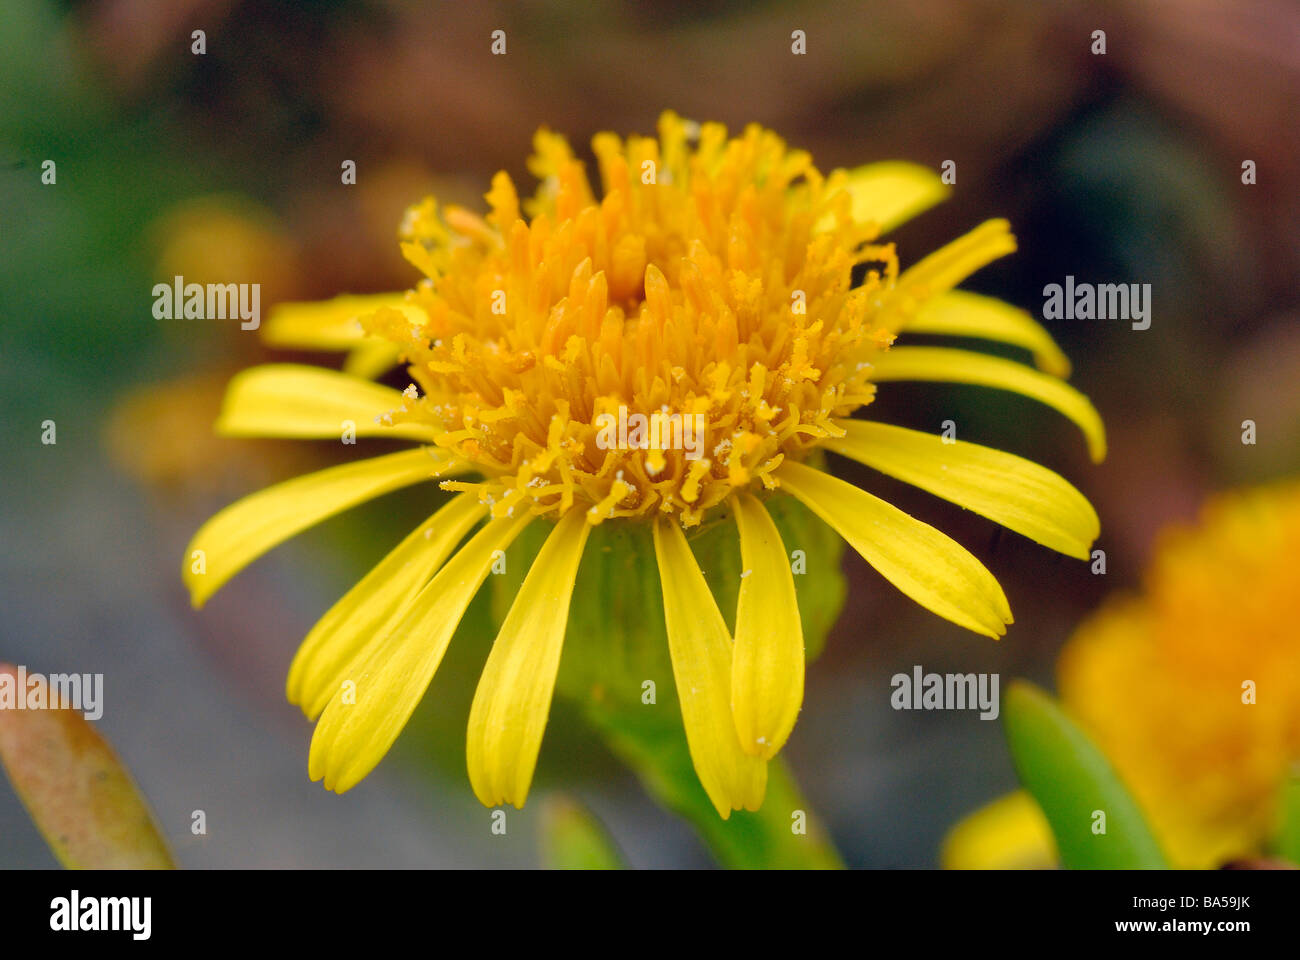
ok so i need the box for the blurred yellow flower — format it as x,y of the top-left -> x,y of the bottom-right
1060,482 -> 1300,868
185,112 -> 1102,815
945,481 -> 1300,868
105,373 -> 318,496
941,790 -> 1056,870
151,196 -> 301,310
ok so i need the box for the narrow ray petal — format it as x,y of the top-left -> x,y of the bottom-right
308,513 -> 533,793
732,494 -> 804,760
904,290 -> 1072,378
262,293 -> 423,350
825,420 -> 1099,560
342,340 -> 404,380
819,161 -> 950,234
288,492 -> 487,719
776,460 -> 1012,638
215,364 -> 439,442
653,516 -> 767,818
870,346 -> 1107,462
467,509 -> 591,808
183,448 -> 459,608
886,220 -> 1017,311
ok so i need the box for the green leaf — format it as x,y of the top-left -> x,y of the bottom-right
1275,773 -> 1300,865
1003,680 -> 1165,869
538,795 -> 625,869
0,664 -> 175,869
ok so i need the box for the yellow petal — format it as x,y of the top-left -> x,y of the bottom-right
905,290 -> 1072,378
818,161 -> 950,235
825,420 -> 1100,560
287,491 -> 487,719
466,509 -> 591,808
308,512 -> 532,793
890,219 -> 1017,302
342,340 -> 404,380
731,494 -> 804,760
262,293 -> 422,350
869,346 -> 1107,463
183,448 -> 457,608
776,460 -> 1012,638
215,364 -> 440,442
940,791 -> 1058,870
652,516 -> 767,818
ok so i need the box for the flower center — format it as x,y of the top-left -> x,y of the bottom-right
367,112 -> 899,526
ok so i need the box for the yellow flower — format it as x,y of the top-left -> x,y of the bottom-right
944,482 -> 1300,868
1060,482 -> 1300,867
185,112 -> 1103,816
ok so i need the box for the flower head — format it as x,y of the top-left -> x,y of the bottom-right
377,115 -> 919,524
186,112 -> 1103,816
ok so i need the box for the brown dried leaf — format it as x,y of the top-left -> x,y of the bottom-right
0,664 -> 174,869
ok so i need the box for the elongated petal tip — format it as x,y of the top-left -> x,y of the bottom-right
305,513 -> 533,796
1088,430 -> 1108,465
652,516 -> 769,817
905,291 -> 1072,378
971,604 -> 1012,640
839,161 -> 952,234
311,735 -> 368,794
870,347 -> 1107,465
214,363 -> 440,442
327,767 -> 364,795
732,494 -> 804,762
466,510 -> 588,813
777,460 -> 1014,640
182,448 -> 448,610
825,419 -> 1101,588
182,534 -> 211,609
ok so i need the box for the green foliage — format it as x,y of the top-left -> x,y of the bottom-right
1275,774 -> 1300,866
538,795 -> 624,869
1003,681 -> 1165,870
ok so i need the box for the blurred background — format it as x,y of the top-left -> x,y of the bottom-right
1,0 -> 1297,867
